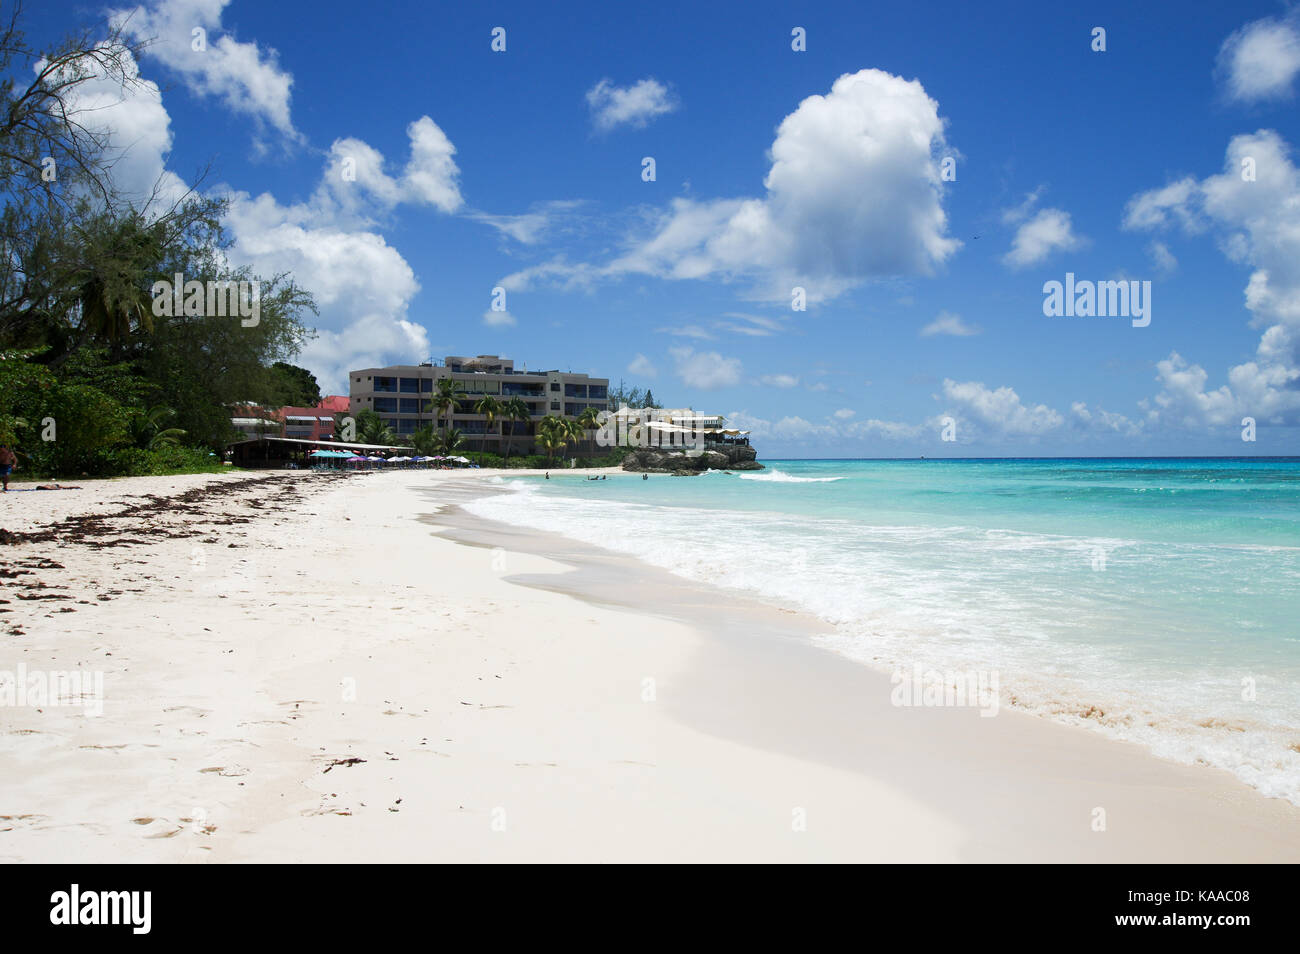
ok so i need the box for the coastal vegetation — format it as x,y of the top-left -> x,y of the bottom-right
0,8 -> 316,479
0,7 -> 654,479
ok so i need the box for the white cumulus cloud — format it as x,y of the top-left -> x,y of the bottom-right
112,0 -> 300,145
1147,241 -> 1178,276
627,353 -> 657,377
1218,13 -> 1300,102
940,379 -> 1064,437
1126,130 -> 1300,428
920,310 -> 980,337
317,117 -> 463,221
670,347 -> 742,389
586,77 -> 678,131
1003,208 -> 1083,268
507,69 -> 959,302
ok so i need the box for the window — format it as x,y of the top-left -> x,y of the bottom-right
400,378 -> 420,393
374,397 -> 397,413
550,400 -> 559,410
374,376 -> 397,393
549,382 -> 560,391
421,378 -> 432,392
503,383 -> 542,396
399,398 -> 420,414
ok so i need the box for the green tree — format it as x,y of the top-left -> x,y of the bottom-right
436,426 -> 464,457
409,423 -> 438,457
129,405 -> 186,450
500,396 -> 529,463
73,215 -> 167,356
535,415 -> 568,467
268,361 -> 321,407
0,12 -> 149,349
576,406 -> 602,456
473,394 -> 501,465
353,408 -> 394,446
608,379 -> 644,411
0,350 -> 129,476
132,266 -> 315,449
0,5 -> 322,477
430,377 -> 466,433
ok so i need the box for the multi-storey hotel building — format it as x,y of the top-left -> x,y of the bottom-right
348,355 -> 610,453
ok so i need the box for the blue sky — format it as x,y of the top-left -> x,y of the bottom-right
33,0 -> 1300,456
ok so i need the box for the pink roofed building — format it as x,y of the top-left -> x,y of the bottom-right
231,395 -> 349,441
280,395 -> 350,441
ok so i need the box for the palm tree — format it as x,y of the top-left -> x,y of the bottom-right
436,426 -> 465,458
535,417 -> 566,468
409,423 -> 438,457
74,215 -> 166,356
576,406 -> 602,456
473,394 -> 501,465
355,408 -> 395,446
500,396 -> 529,464
332,411 -> 354,442
130,405 -> 187,450
561,418 -> 584,460
431,378 -> 467,433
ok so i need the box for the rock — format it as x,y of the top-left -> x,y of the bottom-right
621,442 -> 765,475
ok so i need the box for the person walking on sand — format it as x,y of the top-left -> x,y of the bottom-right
0,444 -> 15,491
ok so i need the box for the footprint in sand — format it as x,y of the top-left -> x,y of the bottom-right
0,813 -> 50,832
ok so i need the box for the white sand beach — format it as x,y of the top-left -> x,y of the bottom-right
1,469 -> 1298,862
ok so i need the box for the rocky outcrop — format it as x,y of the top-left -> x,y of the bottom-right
621,442 -> 764,475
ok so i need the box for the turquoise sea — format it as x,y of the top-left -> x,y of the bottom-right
464,458 -> 1300,802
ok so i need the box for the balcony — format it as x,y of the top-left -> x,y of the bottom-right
502,383 -> 544,397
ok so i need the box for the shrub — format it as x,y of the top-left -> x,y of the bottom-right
102,445 -> 225,477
